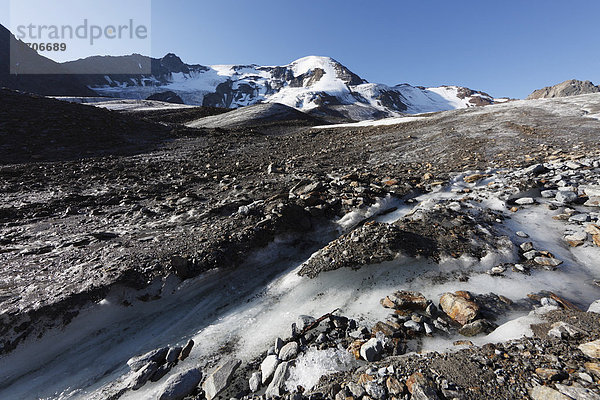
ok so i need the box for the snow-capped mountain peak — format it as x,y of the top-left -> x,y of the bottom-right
70,53 -> 495,121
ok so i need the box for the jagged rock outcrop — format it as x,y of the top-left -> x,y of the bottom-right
527,79 -> 600,99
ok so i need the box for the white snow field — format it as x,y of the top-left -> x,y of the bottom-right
53,97 -> 195,112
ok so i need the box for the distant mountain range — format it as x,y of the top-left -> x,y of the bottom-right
67,53 -> 499,120
14,24 -> 600,121
0,24 -> 500,120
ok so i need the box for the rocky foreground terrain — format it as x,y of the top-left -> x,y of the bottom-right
1,90 -> 600,399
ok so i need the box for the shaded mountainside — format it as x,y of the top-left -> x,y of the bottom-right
0,89 -> 176,164
527,79 -> 600,99
0,25 -> 96,96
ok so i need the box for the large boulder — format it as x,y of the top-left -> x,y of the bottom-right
158,367 -> 202,400
265,361 -> 290,399
439,292 -> 479,325
261,355 -> 280,384
127,347 -> 169,372
380,290 -> 428,312
202,359 -> 242,400
360,337 -> 384,362
579,340 -> 600,359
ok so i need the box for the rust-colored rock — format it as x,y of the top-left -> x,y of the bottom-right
585,224 -> 600,235
380,290 -> 428,311
584,362 -> 600,378
579,340 -> 600,359
372,321 -> 398,337
347,340 -> 366,360
406,372 -> 426,394
454,290 -> 472,300
386,376 -> 405,396
439,292 -> 479,325
463,173 -> 489,183
357,373 -> 374,385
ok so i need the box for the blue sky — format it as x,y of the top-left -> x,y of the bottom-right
2,0 -> 600,98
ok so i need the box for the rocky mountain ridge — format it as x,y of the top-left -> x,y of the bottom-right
527,79 -> 600,100
74,53 -> 495,120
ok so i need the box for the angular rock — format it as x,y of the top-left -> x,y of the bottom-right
296,315 -> 316,331
569,213 -> 591,223
424,322 -> 434,335
585,362 -> 600,378
458,319 -> 496,336
348,339 -> 366,360
556,191 -> 578,204
548,321 -> 585,339
584,197 -> 600,207
261,355 -> 280,384
274,337 -> 284,354
585,224 -> 600,235
166,346 -> 183,363
364,382 -> 386,400
249,371 -> 262,392
565,231 -> 587,247
179,340 -> 194,361
151,364 -> 172,383
524,164 -> 547,175
202,359 -> 241,400
579,340 -> 600,359
588,299 -> 600,314
515,197 -> 535,205
582,185 -> 600,197
534,256 -> 563,269
380,290 -> 428,312
523,250 -> 539,260
373,321 -> 398,337
535,368 -> 568,381
529,385 -> 571,400
158,367 -> 202,400
404,320 -> 423,332
520,241 -> 534,252
386,376 -> 405,396
554,384 -> 600,400
464,173 -> 487,183
127,347 -> 169,372
407,373 -> 439,400
541,190 -> 558,198
347,382 -> 367,398
279,341 -> 299,361
265,361 -> 290,398
406,372 -> 426,393
439,292 -> 479,325
360,337 -> 384,362
131,361 -> 159,390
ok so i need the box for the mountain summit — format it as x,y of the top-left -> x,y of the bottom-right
527,79 -> 600,99
67,53 -> 494,120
